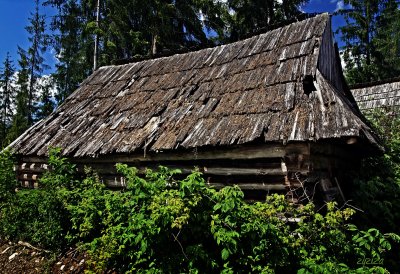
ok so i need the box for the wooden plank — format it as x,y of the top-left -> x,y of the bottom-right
101,175 -> 288,191
75,164 -> 287,177
18,175 -> 38,182
203,167 -> 285,176
20,143 -> 309,163
18,167 -> 50,174
210,183 -> 287,191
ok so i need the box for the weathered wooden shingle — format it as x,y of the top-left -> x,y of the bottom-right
9,13 -> 380,157
351,78 -> 400,111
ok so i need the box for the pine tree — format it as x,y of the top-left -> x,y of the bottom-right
7,49 -> 30,143
43,0 -> 309,106
25,0 -> 50,123
101,0 -> 226,58
222,0 -> 308,41
0,53 -> 16,146
36,76 -> 55,120
373,0 -> 400,79
44,0 -> 227,105
339,0 -> 400,84
44,0 -> 96,103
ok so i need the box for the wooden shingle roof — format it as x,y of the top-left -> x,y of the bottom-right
351,77 -> 400,111
9,13 -> 380,157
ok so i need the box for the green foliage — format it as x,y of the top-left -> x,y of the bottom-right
0,53 -> 16,146
338,0 -> 400,84
23,0 -> 51,125
40,147 -> 77,189
222,0 -> 308,42
60,163 -> 399,273
36,76 -> 55,120
0,148 -> 399,272
347,109 -> 400,271
0,149 -> 16,201
0,189 -> 68,249
0,148 -> 70,250
349,109 -> 400,234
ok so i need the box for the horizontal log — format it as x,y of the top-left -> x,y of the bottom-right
20,143 -> 310,163
203,167 -> 286,176
74,164 -> 287,177
18,174 -> 38,181
210,183 -> 287,191
18,167 -> 50,174
103,176 -> 126,188
101,175 -> 288,191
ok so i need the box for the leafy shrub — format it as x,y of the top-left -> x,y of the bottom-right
0,148 -> 399,272
348,109 -> 400,271
64,164 -> 399,273
0,148 -> 71,250
0,149 -> 17,201
0,189 -> 68,249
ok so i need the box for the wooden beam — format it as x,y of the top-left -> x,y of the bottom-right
203,167 -> 285,176
210,183 -> 287,191
101,175 -> 288,191
20,143 -> 309,163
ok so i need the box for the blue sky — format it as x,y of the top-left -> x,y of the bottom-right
0,0 -> 348,72
302,0 -> 350,47
0,0 -> 55,72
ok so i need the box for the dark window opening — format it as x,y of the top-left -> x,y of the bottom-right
303,75 -> 317,96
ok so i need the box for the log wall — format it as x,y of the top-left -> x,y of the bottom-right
16,142 -> 360,203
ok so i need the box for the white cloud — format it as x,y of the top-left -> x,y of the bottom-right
35,75 -> 57,98
339,50 -> 347,71
50,47 -> 61,63
199,9 -> 205,23
335,0 -> 345,12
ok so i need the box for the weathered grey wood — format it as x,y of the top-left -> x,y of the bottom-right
75,165 -> 287,177
317,16 -> 345,93
351,78 -> 400,111
203,167 -> 286,176
21,143 -> 309,163
101,175 -> 288,191
210,183 -> 287,191
19,166 -> 50,173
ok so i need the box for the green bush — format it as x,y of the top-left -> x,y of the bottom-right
0,189 -> 68,249
63,164 -> 399,273
0,148 -> 399,272
0,148 -> 71,250
348,109 -> 400,271
0,149 -> 17,201
352,112 -> 399,223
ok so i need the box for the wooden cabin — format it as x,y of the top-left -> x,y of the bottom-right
9,13 -> 381,203
351,77 -> 400,114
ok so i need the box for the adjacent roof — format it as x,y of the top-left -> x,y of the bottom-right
351,77 -> 400,112
10,13 -> 380,157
